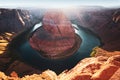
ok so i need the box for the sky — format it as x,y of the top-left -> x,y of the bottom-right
0,0 -> 120,8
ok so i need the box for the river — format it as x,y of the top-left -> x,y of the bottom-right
8,23 -> 102,73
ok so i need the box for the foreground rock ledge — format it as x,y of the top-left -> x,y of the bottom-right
0,48 -> 120,80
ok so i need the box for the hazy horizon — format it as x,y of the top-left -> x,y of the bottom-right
0,0 -> 120,9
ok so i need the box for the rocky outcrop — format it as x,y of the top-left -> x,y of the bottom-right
29,11 -> 80,59
58,54 -> 120,80
67,8 -> 120,51
0,9 -> 31,33
0,7 -> 120,78
1,7 -> 120,51
89,9 -> 120,51
0,48 -> 120,80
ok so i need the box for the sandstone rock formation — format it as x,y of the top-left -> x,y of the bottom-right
0,48 -> 119,80
1,7 -> 120,51
29,11 -> 79,59
0,9 -> 31,33
0,7 -> 120,79
67,8 -> 120,51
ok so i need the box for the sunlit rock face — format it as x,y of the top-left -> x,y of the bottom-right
29,11 -> 76,59
0,9 -> 31,33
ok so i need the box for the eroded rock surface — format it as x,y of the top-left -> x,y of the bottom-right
0,9 -> 31,33
29,11 -> 77,59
